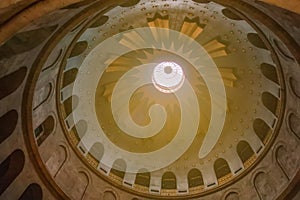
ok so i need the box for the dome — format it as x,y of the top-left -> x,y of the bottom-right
0,0 -> 299,200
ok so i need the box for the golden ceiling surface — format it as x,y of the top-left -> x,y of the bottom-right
53,0 -> 283,198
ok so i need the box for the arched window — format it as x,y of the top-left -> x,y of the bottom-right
103,191 -> 117,200
135,171 -> 150,187
69,41 -> 88,58
0,25 -> 57,59
0,110 -> 18,144
0,67 -> 27,100
188,168 -> 204,188
237,141 -> 255,165
62,171 -> 89,200
46,145 -> 67,177
221,8 -> 242,20
261,63 -> 279,84
34,116 -> 55,146
19,183 -> 42,200
262,92 -> 279,116
110,159 -> 126,180
289,113 -> 300,140
253,118 -> 271,144
161,172 -> 177,190
63,95 -> 79,117
62,68 -> 78,88
42,49 -> 63,72
89,16 -> 109,28
254,172 -> 276,199
76,171 -> 89,200
71,120 -> 87,141
33,83 -> 52,110
0,149 -> 25,195
290,77 -> 300,98
87,143 -> 104,168
225,192 -> 239,200
247,33 -> 268,50
275,145 -> 295,180
120,0 -> 140,7
214,158 -> 231,183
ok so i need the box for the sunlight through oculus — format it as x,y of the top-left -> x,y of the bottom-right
152,62 -> 185,93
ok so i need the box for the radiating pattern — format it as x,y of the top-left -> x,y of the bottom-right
57,0 -> 283,197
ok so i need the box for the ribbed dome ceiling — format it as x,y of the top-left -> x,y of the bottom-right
1,0 -> 299,200
35,0 -> 284,198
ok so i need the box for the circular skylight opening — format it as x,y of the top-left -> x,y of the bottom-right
152,62 -> 185,93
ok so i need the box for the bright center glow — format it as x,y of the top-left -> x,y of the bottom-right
152,62 -> 185,93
